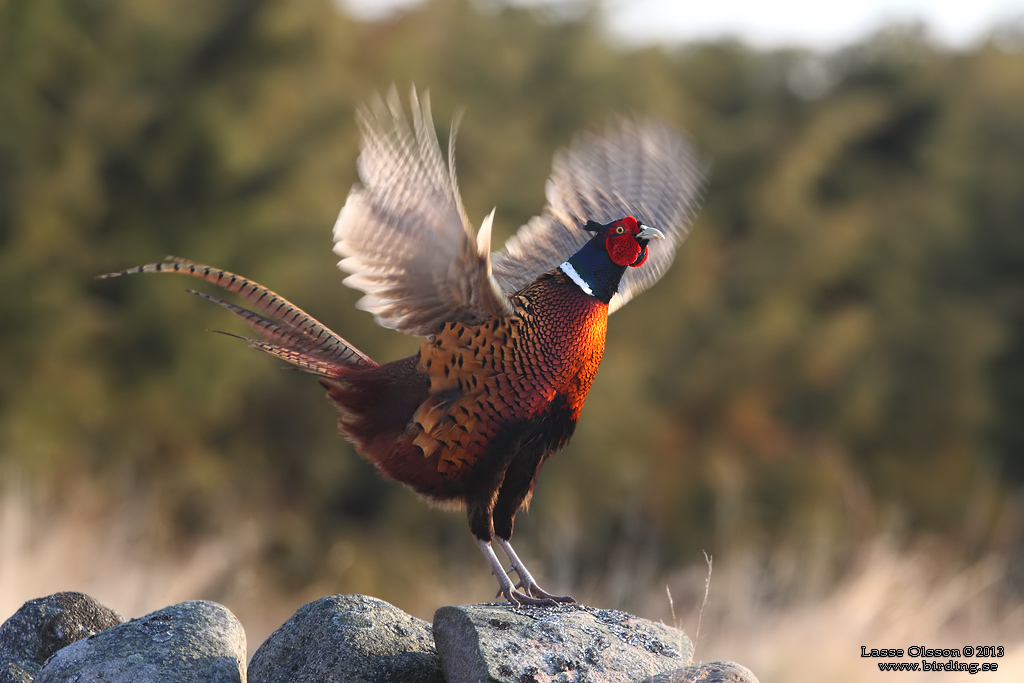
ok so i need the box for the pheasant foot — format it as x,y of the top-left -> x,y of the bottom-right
495,537 -> 575,604
476,538 -> 569,606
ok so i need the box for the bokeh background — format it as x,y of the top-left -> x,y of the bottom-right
2,0 -> 1024,680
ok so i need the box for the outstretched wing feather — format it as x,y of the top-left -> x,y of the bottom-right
332,87 -> 510,336
491,118 -> 705,312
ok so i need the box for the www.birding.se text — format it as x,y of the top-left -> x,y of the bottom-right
876,660 -> 999,673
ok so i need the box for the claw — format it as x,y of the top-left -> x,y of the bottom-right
494,537 -> 576,605
477,537 -> 574,607
499,585 -> 559,608
491,572 -> 557,607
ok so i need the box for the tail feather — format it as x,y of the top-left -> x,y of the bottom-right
99,256 -> 375,373
211,329 -> 353,378
187,289 -> 302,345
186,290 -> 370,370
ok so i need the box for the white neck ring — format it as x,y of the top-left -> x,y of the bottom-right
559,261 -> 594,296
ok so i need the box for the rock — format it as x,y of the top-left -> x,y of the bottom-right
35,600 -> 246,683
248,594 -> 443,683
642,660 -> 760,683
4,592 -> 757,683
433,602 -> 694,683
0,592 -> 123,683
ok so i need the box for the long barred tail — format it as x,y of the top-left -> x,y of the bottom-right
98,256 -> 376,376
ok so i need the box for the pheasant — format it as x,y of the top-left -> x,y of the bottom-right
100,88 -> 704,606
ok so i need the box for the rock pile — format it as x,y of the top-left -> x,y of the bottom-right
1,592 -> 757,683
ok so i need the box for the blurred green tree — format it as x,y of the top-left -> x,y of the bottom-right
2,0 -> 1022,607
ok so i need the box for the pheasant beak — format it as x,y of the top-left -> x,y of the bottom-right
637,225 -> 665,241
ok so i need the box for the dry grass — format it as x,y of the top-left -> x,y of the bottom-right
0,477 -> 286,647
653,543 -> 1024,682
3,480 -> 1023,681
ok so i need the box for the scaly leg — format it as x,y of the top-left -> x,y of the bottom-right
494,537 -> 575,604
476,538 -> 561,607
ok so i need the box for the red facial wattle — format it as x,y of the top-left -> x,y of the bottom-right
605,217 -> 644,267
630,243 -> 649,267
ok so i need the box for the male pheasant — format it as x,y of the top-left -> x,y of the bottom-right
100,89 -> 704,606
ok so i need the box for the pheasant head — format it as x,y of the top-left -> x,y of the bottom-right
558,217 -> 665,303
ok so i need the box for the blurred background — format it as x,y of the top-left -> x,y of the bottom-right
2,0 -> 1024,679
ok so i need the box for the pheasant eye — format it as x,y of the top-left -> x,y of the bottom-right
615,226 -> 625,235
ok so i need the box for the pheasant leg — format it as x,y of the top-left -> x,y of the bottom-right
476,538 -> 562,607
495,537 -> 575,604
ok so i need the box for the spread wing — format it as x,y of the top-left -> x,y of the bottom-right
491,118 -> 705,313
332,87 -> 511,336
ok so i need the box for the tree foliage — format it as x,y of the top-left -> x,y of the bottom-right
2,0 -> 1022,599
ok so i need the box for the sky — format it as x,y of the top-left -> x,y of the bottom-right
344,0 -> 1024,49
